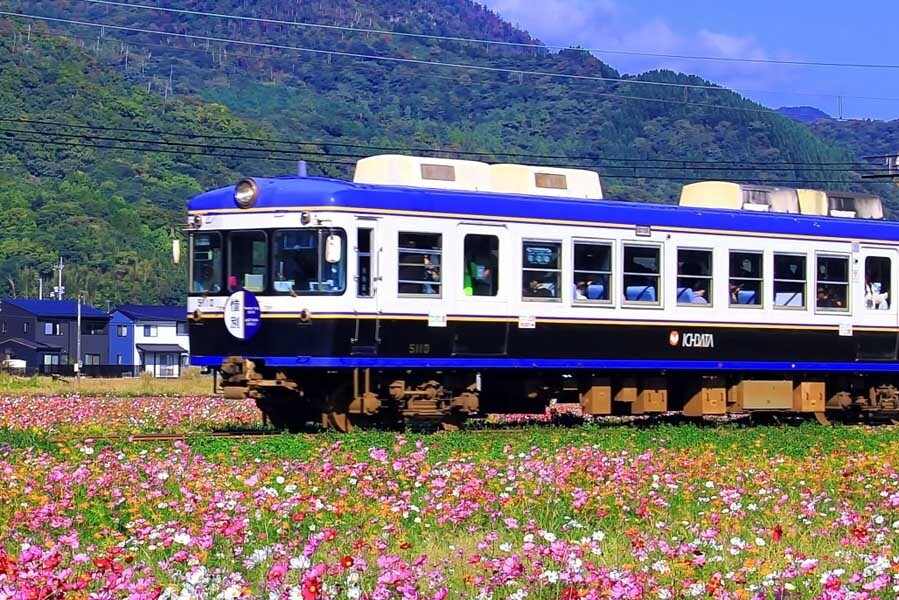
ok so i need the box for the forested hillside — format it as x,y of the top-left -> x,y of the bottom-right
0,0 -> 896,304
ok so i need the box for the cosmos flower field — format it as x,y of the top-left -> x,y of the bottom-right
2,395 -> 899,599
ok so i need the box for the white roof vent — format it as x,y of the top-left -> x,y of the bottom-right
353,155 -> 491,191
490,164 -> 602,199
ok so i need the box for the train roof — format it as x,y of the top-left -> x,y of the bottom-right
188,176 -> 899,242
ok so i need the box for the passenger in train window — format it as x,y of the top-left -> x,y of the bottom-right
195,264 -> 221,294
423,253 -> 440,294
464,235 -> 498,296
817,286 -> 844,309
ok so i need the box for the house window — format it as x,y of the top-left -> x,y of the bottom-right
84,354 -> 100,366
398,232 -> 442,296
0,322 -> 5,334
773,254 -> 806,308
42,354 -> 59,366
117,324 -> 128,337
176,322 -> 188,336
816,255 -> 849,311
144,325 -> 158,337
522,240 -> 561,300
43,322 -> 61,336
23,321 -> 28,334
464,234 -> 499,297
729,251 -> 763,306
116,354 -> 123,365
573,242 -> 612,303
676,249 -> 712,305
81,322 -> 105,335
623,244 -> 661,304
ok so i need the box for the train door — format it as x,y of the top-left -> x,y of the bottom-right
351,218 -> 382,355
855,246 -> 898,360
452,224 -> 510,356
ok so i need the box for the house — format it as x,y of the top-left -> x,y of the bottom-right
0,298 -> 110,372
109,305 -> 189,377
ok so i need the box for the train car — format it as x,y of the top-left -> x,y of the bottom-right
186,156 -> 899,430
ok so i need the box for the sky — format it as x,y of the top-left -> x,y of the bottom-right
478,0 -> 899,120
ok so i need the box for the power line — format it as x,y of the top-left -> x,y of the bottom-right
0,117 -> 876,168
1,126 -> 883,175
81,0 -> 899,72
15,19 -> 875,120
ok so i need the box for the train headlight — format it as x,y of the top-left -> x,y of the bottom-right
234,178 -> 259,209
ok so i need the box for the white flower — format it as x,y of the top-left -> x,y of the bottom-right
499,542 -> 513,553
276,476 -> 285,485
290,556 -> 311,570
218,585 -> 241,600
80,446 -> 94,455
172,533 -> 192,546
687,583 -> 705,596
591,530 -> 606,542
540,569 -> 560,584
157,471 -> 169,481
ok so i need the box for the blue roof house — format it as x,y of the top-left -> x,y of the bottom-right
0,298 -> 110,371
109,305 -> 189,377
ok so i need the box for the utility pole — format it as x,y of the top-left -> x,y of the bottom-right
76,292 -> 82,382
37,275 -> 43,300
52,257 -> 65,300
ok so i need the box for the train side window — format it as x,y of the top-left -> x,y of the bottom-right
522,240 -> 562,300
357,228 -> 373,298
190,232 -> 223,294
398,232 -> 442,297
623,244 -> 661,305
865,256 -> 891,310
676,248 -> 712,306
574,241 -> 612,303
729,251 -> 762,306
463,234 -> 498,296
228,231 -> 267,293
816,254 -> 849,311
773,253 -> 806,309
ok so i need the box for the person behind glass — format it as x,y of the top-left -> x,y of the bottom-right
422,253 -> 439,294
195,264 -> 220,293
464,243 -> 496,296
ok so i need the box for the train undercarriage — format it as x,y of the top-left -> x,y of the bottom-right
217,357 -> 899,431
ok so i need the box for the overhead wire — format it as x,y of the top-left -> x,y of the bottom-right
80,0 -> 899,72
9,9 -> 899,109
0,117 -> 880,169
0,125 -> 885,175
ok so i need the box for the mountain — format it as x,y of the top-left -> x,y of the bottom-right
807,118 -> 899,164
0,0 -> 896,303
776,106 -> 833,123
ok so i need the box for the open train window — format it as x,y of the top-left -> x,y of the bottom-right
190,232 -> 223,295
522,240 -> 561,301
399,232 -> 442,297
676,249 -> 712,306
574,241 -> 612,303
227,231 -> 267,293
773,254 -> 806,309
464,234 -> 498,297
865,256 -> 891,310
729,251 -> 762,307
816,254 -> 849,311
272,229 -> 347,295
623,244 -> 660,305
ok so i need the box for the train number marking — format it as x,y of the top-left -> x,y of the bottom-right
409,344 -> 431,355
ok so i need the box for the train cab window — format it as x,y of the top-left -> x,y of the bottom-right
190,232 -> 223,294
865,256 -> 891,310
522,241 -> 561,300
272,229 -> 347,295
399,232 -> 442,296
816,255 -> 849,311
573,242 -> 612,303
464,234 -> 498,296
357,228 -> 373,298
623,244 -> 660,304
773,254 -> 806,309
228,231 -> 267,293
676,249 -> 712,306
729,251 -> 762,306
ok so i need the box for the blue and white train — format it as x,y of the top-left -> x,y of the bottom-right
185,155 -> 899,429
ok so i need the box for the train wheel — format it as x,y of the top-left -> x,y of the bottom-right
255,389 -> 317,432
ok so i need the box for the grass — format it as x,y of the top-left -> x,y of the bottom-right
0,371 -> 216,396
